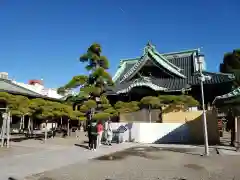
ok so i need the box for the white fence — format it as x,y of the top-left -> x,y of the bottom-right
111,122 -> 190,144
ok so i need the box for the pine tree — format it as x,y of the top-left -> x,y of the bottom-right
59,43 -> 113,98
220,49 -> 240,86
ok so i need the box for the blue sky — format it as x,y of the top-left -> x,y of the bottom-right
0,0 -> 239,88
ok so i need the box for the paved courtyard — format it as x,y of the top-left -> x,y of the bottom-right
0,135 -> 137,180
1,131 -> 240,180
26,145 -> 240,180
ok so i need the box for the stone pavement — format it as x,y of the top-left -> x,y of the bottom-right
26,144 -> 240,180
2,134 -> 240,180
0,141 -> 137,180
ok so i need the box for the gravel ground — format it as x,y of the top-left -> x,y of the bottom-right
26,146 -> 240,180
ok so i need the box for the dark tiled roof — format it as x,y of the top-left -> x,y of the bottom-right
213,87 -> 240,106
109,71 -> 233,94
110,47 -> 234,94
114,62 -> 135,84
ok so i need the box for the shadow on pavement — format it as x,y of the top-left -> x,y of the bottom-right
8,177 -> 18,180
94,146 -> 216,161
74,144 -> 89,149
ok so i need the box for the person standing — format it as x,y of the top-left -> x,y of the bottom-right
89,119 -> 98,151
87,120 -> 92,149
106,121 -> 113,146
3,132 -> 7,146
226,109 -> 235,146
97,121 -> 104,147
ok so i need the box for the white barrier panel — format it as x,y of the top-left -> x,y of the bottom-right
111,122 -> 190,144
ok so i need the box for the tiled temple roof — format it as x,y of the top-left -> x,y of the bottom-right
110,43 -> 234,95
213,87 -> 240,106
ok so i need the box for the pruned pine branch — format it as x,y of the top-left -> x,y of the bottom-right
80,53 -> 89,62
0,92 -> 86,121
80,85 -> 101,96
99,56 -> 109,69
63,75 -> 88,90
92,67 -> 113,85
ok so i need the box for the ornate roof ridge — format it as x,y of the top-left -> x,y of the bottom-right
203,71 -> 235,79
147,49 -> 186,78
119,47 -> 198,64
120,57 -> 140,62
162,48 -> 198,55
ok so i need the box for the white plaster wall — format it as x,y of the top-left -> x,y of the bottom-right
13,81 -> 63,99
138,123 -> 184,143
111,122 -> 189,144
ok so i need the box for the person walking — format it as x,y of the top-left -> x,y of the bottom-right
106,120 -> 113,146
97,121 -> 104,147
89,119 -> 98,151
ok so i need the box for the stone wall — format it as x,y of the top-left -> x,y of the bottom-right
120,109 -> 162,122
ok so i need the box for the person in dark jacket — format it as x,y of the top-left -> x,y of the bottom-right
89,119 -> 98,151
86,119 -> 91,149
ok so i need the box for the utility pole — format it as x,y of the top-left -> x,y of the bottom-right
197,54 -> 211,156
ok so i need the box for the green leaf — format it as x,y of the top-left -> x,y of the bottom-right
92,112 -> 110,120
140,96 -> 161,109
83,100 -> 97,109
99,56 -> 109,69
114,101 -> 140,113
80,53 -> 89,62
79,104 -> 89,113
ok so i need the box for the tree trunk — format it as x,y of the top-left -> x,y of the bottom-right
52,122 -> 54,139
31,118 -> 33,131
45,120 -> 48,142
149,105 -> 152,123
67,119 -> 70,136
28,118 -> 31,134
7,112 -> 11,148
1,112 -> 7,147
19,115 -> 23,130
23,115 -> 25,129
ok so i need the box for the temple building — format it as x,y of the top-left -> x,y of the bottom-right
107,43 -> 235,106
0,72 -> 74,100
